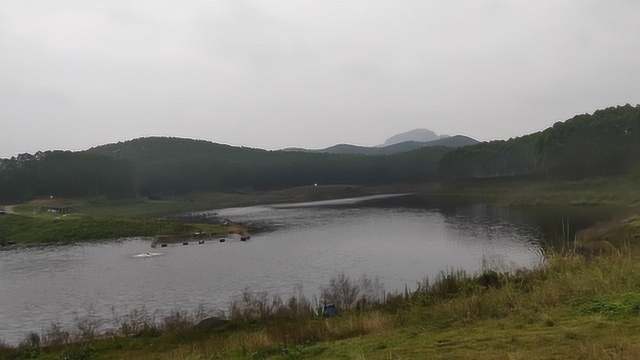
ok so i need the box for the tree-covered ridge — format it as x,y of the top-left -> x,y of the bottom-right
88,137 -> 269,164
537,105 -> 640,178
0,137 -> 451,202
438,104 -> 640,180
0,151 -> 135,202
88,137 -> 451,196
3,105 -> 639,202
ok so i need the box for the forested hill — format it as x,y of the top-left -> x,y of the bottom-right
3,104 -> 639,203
86,137 -> 450,197
0,137 -> 451,202
89,137 -> 268,165
438,104 -> 640,181
0,151 -> 136,201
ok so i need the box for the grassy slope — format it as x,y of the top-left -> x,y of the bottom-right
0,185 -> 381,244
80,185 -> 378,217
304,313 -> 640,360
0,197 -> 228,243
431,173 -> 640,207
0,213 -> 226,244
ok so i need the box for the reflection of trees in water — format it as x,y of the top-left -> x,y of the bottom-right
438,202 -> 626,250
516,207 -> 626,245
438,204 -> 544,268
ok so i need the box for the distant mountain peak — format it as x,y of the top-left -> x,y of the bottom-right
319,135 -> 478,155
382,129 -> 448,146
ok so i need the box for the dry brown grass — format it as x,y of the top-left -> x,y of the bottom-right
228,330 -> 274,355
344,313 -> 394,336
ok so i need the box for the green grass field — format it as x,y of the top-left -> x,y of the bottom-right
0,185 -> 385,244
0,213 -> 229,244
432,173 -> 640,207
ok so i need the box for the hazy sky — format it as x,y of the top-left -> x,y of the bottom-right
1,1 -> 639,158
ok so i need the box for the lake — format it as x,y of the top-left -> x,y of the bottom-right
0,194 -> 608,344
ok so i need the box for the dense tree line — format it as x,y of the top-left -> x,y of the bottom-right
438,104 -> 640,180
0,151 -> 135,202
114,139 -> 451,196
3,105 -> 638,202
0,138 -> 449,202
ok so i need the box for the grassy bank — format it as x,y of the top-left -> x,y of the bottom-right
0,185 -> 393,244
0,213 -> 227,244
575,214 -> 640,254
4,172 -> 640,245
0,196 -> 232,244
4,175 -> 640,244
79,185 -> 382,218
3,245 -> 640,359
428,173 -> 640,207
3,185 -> 384,218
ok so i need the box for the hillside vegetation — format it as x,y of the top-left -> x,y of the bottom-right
1,105 -> 639,204
439,104 -> 640,181
0,139 -> 451,202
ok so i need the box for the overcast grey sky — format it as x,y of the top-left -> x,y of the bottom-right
1,1 -> 639,158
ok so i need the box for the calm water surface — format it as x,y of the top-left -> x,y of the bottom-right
1,195 -> 550,343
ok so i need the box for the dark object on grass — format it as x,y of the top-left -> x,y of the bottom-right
321,304 -> 339,317
195,317 -> 230,331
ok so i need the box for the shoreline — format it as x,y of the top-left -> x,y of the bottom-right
3,175 -> 640,246
2,247 -> 640,358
